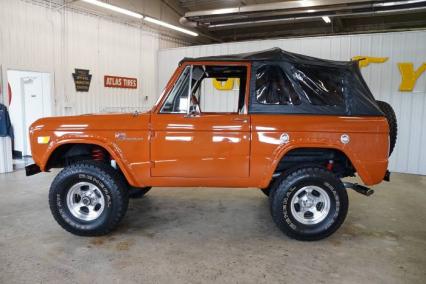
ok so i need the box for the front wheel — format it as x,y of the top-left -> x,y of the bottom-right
49,161 -> 129,236
270,167 -> 348,241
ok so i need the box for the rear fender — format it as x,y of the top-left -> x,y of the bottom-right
264,142 -> 380,186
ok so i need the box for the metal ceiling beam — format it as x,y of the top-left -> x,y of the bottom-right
207,6 -> 426,30
217,20 -> 426,42
184,0 -> 372,18
180,0 -> 426,30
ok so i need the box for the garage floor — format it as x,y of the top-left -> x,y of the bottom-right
0,170 -> 425,284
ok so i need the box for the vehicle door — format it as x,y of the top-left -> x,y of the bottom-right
150,63 -> 250,178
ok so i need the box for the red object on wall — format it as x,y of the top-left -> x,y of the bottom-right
104,75 -> 137,89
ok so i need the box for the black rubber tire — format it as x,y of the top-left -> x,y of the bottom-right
128,187 -> 152,199
270,167 -> 348,241
268,163 -> 321,210
49,161 -> 129,236
376,100 -> 397,156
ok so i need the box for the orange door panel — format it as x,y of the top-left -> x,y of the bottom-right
151,113 -> 250,178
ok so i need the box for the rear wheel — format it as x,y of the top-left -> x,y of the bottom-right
270,167 -> 348,241
49,161 -> 129,236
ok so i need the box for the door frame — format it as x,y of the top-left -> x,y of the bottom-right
153,61 -> 251,115
4,65 -> 54,111
150,61 -> 252,179
5,67 -> 54,156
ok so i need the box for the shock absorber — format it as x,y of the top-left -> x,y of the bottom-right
92,148 -> 105,161
326,159 -> 334,171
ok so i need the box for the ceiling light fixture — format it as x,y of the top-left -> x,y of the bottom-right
81,0 -> 143,19
322,16 -> 331,23
144,17 -> 199,36
81,0 -> 198,36
378,0 -> 426,7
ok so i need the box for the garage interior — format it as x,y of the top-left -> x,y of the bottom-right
0,0 -> 425,283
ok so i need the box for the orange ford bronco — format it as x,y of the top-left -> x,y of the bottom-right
27,48 -> 397,241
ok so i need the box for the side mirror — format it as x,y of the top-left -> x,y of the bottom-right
186,105 -> 200,117
189,105 -> 200,115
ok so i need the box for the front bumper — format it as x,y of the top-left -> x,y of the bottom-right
25,164 -> 41,176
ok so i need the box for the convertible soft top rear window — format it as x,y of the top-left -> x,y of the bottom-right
255,65 -> 301,105
291,64 -> 345,107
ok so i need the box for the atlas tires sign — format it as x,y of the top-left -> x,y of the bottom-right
104,75 -> 137,89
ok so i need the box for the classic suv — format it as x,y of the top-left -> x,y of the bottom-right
27,48 -> 397,241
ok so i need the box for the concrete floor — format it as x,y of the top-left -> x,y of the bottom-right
0,170 -> 425,284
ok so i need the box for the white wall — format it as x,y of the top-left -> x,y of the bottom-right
0,0 -> 188,172
199,78 -> 240,113
0,0 -> 188,116
158,31 -> 426,175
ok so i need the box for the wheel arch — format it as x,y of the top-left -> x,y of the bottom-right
42,140 -> 137,186
263,144 -> 359,187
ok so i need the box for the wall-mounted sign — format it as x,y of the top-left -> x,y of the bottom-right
104,75 -> 137,89
352,56 -> 426,92
72,69 -> 92,92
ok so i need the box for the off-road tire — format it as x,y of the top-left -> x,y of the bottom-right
376,100 -> 397,156
49,161 -> 129,236
128,187 -> 152,199
270,167 -> 348,241
268,163 -> 321,209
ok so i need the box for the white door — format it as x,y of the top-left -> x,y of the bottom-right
22,76 -> 45,155
7,70 -> 52,157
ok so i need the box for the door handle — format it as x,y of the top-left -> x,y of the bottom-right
233,117 -> 248,123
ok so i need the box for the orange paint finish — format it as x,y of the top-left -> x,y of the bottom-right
30,113 -> 151,187
150,113 -> 250,178
29,60 -> 390,188
250,115 -> 389,186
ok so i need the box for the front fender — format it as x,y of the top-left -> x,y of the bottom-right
35,134 -> 139,187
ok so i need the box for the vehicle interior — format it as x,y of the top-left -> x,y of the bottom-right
160,65 -> 247,115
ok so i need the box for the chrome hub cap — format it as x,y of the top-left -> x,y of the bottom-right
290,186 -> 331,225
66,182 -> 105,221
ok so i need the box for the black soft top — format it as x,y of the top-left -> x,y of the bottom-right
181,47 -> 354,68
182,48 -> 383,116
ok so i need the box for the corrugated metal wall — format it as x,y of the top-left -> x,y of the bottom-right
0,0 -> 189,115
0,0 -> 189,172
158,31 -> 426,175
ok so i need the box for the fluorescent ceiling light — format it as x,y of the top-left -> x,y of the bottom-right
144,17 -> 199,37
81,1 -> 198,36
322,16 -> 331,23
300,0 -> 314,7
377,0 -> 426,7
81,0 -> 143,19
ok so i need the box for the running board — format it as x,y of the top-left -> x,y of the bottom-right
343,182 -> 374,196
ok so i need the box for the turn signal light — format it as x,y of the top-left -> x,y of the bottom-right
37,136 -> 51,144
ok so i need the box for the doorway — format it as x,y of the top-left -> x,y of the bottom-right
7,70 -> 52,160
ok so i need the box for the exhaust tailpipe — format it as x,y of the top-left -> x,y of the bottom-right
344,182 -> 374,196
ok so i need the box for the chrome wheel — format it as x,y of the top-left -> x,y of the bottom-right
66,182 -> 105,221
290,186 -> 331,225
